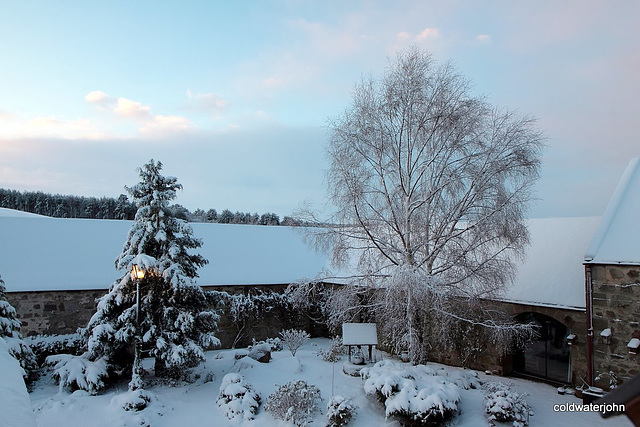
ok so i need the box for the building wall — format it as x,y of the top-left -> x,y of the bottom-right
590,264 -> 640,389
499,301 -> 588,385
425,300 -> 587,385
7,289 -> 105,336
6,284 -> 326,348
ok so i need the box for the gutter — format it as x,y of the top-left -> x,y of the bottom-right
584,264 -> 594,385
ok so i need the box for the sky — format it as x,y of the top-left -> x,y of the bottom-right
0,0 -> 638,219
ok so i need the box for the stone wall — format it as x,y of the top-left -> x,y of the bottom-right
203,284 -> 328,348
424,300 -> 587,385
499,301 -> 588,385
6,284 -> 328,348
590,264 -> 640,389
7,289 -> 105,336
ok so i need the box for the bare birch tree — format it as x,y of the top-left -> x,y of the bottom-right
313,48 -> 543,362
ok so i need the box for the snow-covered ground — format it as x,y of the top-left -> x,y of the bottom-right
27,338 -> 632,427
0,339 -> 37,427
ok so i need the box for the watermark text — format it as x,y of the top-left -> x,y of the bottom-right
553,402 -> 625,414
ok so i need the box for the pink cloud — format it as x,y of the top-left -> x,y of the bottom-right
417,28 -> 440,41
474,34 -> 491,44
85,90 -> 111,105
114,98 -> 152,119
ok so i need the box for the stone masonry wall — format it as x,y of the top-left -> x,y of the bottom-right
590,264 -> 640,389
425,300 -> 587,385
7,289 -> 105,336
500,301 -> 588,385
6,284 -> 328,348
203,284 -> 328,349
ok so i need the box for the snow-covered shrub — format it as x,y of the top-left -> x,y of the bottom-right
247,342 -> 271,363
209,289 -> 296,348
217,373 -> 261,421
47,353 -> 109,395
123,388 -> 154,411
0,276 -> 38,383
483,381 -> 532,427
3,336 -> 38,383
265,380 -> 321,426
248,336 -> 283,352
266,337 -> 283,351
279,329 -> 310,357
318,336 -> 344,362
449,369 -> 482,390
26,333 -> 85,364
326,395 -> 356,427
361,360 -> 461,424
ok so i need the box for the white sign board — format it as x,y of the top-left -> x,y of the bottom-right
342,323 -> 378,346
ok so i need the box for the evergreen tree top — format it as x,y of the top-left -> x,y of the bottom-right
125,160 -> 182,210
115,159 -> 207,283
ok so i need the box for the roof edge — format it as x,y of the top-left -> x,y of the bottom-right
584,158 -> 640,262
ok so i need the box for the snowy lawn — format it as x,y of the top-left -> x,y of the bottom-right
29,338 -> 632,427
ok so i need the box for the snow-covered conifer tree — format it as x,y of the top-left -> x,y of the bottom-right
0,275 -> 37,383
85,159 -> 219,385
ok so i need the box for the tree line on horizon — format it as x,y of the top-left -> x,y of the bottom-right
0,188 -> 300,226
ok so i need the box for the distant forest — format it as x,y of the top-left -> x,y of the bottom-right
0,188 -> 300,226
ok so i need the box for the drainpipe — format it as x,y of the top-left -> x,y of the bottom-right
585,264 -> 594,385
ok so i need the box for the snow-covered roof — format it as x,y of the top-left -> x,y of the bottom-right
0,207 -> 46,218
585,158 -> 640,265
0,213 -> 330,292
0,209 -> 601,309
342,323 -> 378,345
499,216 -> 601,309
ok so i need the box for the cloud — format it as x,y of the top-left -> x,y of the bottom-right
417,28 -> 440,41
396,31 -> 411,41
0,91 -> 195,140
113,98 -> 152,119
186,90 -> 227,116
390,28 -> 442,54
0,113 -> 108,140
474,34 -> 491,44
84,90 -> 193,135
263,77 -> 280,88
139,115 -> 192,136
85,90 -> 112,105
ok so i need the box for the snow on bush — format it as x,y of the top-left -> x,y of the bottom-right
317,336 -> 344,362
247,337 -> 283,351
46,353 -> 109,395
0,276 -> 38,383
447,369 -> 482,390
483,381 -> 532,427
25,333 -> 85,364
117,388 -> 154,411
361,360 -> 461,424
279,329 -> 310,357
264,337 -> 283,351
246,342 -> 271,362
326,395 -> 356,427
216,373 -> 261,421
265,380 -> 321,426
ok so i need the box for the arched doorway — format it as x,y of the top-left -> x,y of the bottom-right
513,312 -> 571,383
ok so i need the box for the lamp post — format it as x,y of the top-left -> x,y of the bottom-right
130,263 -> 146,391
128,254 -> 156,391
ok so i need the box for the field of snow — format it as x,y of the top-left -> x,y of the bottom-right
0,339 -> 37,427
27,338 -> 632,427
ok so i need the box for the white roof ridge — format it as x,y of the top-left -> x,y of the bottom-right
585,157 -> 640,262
